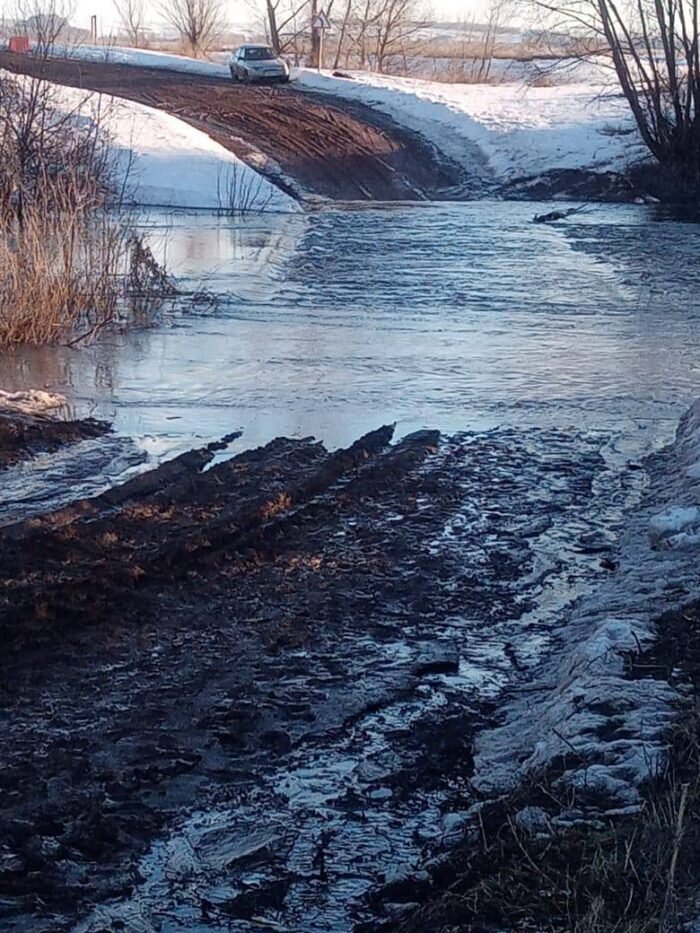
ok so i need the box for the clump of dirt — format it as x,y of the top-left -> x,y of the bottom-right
0,409 -> 108,470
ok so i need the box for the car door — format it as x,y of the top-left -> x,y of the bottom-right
230,47 -> 240,77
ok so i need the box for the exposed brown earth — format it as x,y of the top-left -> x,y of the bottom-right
0,53 -> 470,202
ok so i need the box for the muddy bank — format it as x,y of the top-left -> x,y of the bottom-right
0,53 -> 470,202
392,601 -> 700,933
0,411 -> 624,930
498,167 -> 656,204
0,53 -> 672,206
387,400 -> 700,931
0,408 -> 108,470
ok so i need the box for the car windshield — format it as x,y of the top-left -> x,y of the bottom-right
244,47 -> 276,61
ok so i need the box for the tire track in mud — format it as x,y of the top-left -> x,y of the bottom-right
0,421 -> 639,930
0,53 -> 472,202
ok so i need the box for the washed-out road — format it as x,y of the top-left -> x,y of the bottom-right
0,52 -> 472,202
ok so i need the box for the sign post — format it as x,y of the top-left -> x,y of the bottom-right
311,10 -> 331,73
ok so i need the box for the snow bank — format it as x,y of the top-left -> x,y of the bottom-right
473,398 -> 700,809
297,70 -> 646,181
39,43 -> 230,80
45,82 -> 297,212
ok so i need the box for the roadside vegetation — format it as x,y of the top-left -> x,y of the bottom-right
532,0 -> 700,193
0,7 -> 173,348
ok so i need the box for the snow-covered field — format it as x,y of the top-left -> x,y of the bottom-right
297,69 -> 647,181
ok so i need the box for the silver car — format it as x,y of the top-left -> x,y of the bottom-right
229,45 -> 290,84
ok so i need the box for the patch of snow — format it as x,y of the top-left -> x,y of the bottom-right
473,398 -> 700,808
514,805 -> 550,834
649,505 -> 700,549
41,43 -> 230,79
649,505 -> 700,535
296,69 -> 647,182
0,389 -> 66,415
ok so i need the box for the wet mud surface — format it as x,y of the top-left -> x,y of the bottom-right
0,410 -> 108,471
0,413 -> 635,931
497,167 -> 645,202
0,54 -> 470,202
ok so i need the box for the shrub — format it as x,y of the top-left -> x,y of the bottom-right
0,71 -> 173,347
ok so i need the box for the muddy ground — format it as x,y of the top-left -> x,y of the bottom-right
0,410 -> 108,471
0,53 -> 472,202
0,411 -> 615,931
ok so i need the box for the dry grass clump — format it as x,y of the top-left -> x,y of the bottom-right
397,729 -> 700,932
0,71 -> 173,347
466,756 -> 699,932
216,163 -> 275,216
0,204 -> 172,347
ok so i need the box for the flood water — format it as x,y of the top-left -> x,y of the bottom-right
3,201 -> 700,931
2,200 -> 699,471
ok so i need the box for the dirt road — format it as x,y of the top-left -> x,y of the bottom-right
0,53 -> 471,202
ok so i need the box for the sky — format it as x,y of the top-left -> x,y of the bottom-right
47,0 -> 475,33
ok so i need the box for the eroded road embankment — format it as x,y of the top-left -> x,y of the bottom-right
0,406 -> 621,931
0,53 -> 470,202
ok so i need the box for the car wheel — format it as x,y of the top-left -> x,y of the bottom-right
230,67 -> 238,81
279,75 -> 290,84
242,69 -> 252,84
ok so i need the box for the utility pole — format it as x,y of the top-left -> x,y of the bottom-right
310,0 -> 319,68
90,15 -> 97,44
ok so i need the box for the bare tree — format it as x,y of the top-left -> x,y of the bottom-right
13,0 -> 74,52
113,0 -> 147,46
350,0 -> 379,68
534,0 -> 700,185
473,0 -> 506,81
158,0 -> 227,56
373,0 -> 429,72
333,0 -> 354,67
330,0 -> 428,72
263,0 -> 311,55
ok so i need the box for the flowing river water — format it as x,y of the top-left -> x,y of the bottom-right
2,200 -> 700,931
2,200 -> 699,487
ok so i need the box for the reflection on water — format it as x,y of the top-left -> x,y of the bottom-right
1,201 -> 699,460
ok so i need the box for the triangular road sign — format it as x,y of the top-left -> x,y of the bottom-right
312,10 -> 332,29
